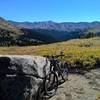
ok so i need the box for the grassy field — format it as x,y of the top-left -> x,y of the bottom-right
0,37 -> 100,69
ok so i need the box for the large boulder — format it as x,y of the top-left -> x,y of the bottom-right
0,55 -> 50,100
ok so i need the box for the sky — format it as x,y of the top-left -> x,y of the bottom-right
0,0 -> 100,22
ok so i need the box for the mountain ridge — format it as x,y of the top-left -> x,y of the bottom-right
9,20 -> 100,32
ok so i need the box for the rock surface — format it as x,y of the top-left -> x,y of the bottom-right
0,55 -> 50,100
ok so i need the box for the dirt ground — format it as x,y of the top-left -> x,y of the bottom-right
50,68 -> 100,100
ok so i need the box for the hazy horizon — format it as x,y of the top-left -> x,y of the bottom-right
8,19 -> 100,23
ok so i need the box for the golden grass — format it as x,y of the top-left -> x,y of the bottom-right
96,93 -> 100,100
0,37 -> 99,55
0,37 -> 100,68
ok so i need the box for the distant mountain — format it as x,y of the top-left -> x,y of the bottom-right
0,16 -> 100,46
9,20 -> 100,32
9,20 -> 100,42
9,20 -> 85,43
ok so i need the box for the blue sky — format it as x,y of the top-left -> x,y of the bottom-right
0,0 -> 100,22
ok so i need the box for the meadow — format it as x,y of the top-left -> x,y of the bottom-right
0,37 -> 100,69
